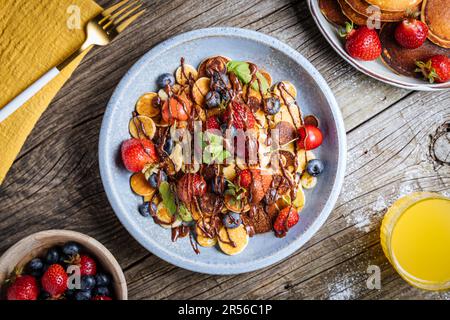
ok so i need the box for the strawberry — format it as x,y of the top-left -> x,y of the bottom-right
121,138 -> 158,173
273,207 -> 299,236
394,17 -> 428,49
41,264 -> 68,297
78,255 -> 97,276
92,296 -> 112,300
162,95 -> 192,124
177,173 -> 207,204
238,169 -> 252,189
340,23 -> 381,61
6,275 -> 38,300
223,101 -> 256,130
416,55 -> 450,83
206,116 -> 220,130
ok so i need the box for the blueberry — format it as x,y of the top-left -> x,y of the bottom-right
217,88 -> 231,103
45,247 -> 60,264
27,258 -> 44,273
163,137 -> 174,155
148,171 -> 167,189
264,97 -> 281,115
38,291 -> 51,300
81,275 -> 96,291
306,159 -> 324,177
75,290 -> 92,301
95,273 -> 111,287
222,212 -> 242,229
138,203 -> 151,217
156,73 -> 175,88
62,242 -> 81,256
205,91 -> 221,109
93,286 -> 111,297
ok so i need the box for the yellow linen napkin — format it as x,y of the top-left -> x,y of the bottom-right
0,0 -> 102,185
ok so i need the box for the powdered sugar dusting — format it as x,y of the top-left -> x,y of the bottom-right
327,274 -> 358,300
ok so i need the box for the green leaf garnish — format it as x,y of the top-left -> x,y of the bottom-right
159,181 -> 176,216
203,133 -> 231,164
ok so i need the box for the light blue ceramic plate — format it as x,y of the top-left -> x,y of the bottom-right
99,28 -> 347,275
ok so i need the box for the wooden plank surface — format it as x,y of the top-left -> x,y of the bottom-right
0,0 -> 449,300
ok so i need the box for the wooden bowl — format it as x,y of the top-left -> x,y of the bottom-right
0,230 -> 127,300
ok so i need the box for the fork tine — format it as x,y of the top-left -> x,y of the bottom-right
116,9 -> 146,33
103,1 -> 142,31
114,3 -> 143,26
102,0 -> 132,16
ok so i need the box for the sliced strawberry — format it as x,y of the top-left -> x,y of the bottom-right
416,55 -> 450,84
41,264 -> 68,297
273,207 -> 299,237
177,173 -> 207,204
162,95 -> 192,124
223,101 -> 256,130
121,138 -> 158,173
206,116 -> 220,130
238,169 -> 252,189
6,275 -> 38,300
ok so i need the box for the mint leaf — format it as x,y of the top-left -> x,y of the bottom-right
159,181 -> 176,216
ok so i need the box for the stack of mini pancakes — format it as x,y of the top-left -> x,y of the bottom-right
319,0 -> 450,78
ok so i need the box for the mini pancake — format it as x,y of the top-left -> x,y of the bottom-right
421,0 -> 450,48
218,225 -> 249,255
319,0 -> 348,26
338,0 -> 370,26
198,56 -> 231,78
380,23 -> 450,76
344,0 -> 421,22
130,172 -> 155,196
365,0 -> 422,12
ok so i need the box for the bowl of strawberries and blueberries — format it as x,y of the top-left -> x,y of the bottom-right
0,230 -> 127,300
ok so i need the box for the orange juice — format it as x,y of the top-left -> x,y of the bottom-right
381,192 -> 450,290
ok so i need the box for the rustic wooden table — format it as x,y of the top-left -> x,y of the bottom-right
1,0 -> 449,300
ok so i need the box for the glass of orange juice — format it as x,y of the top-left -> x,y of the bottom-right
381,192 -> 450,291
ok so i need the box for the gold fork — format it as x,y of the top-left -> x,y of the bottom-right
0,0 -> 145,123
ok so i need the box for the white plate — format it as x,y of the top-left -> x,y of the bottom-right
307,0 -> 450,91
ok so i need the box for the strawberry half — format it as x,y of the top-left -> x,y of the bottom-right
394,17 -> 428,49
273,207 -> 299,237
340,23 -> 381,61
121,138 -> 158,172
177,173 -> 207,204
238,169 -> 252,189
206,116 -> 220,130
416,55 -> 450,84
41,264 -> 68,297
223,101 -> 256,130
6,275 -> 39,300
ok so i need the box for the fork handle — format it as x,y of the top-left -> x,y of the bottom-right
0,67 -> 60,123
